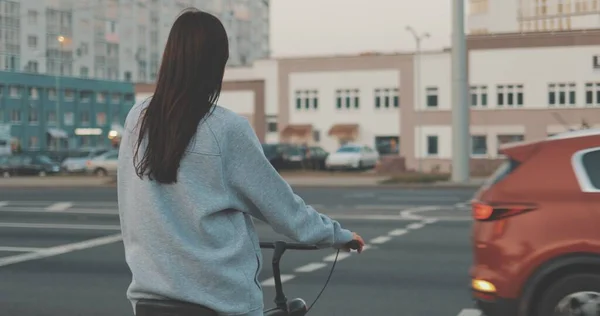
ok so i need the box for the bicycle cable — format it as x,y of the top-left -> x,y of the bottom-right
306,249 -> 341,313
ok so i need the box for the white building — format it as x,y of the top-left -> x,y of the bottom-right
0,0 -> 269,82
468,0 -> 600,34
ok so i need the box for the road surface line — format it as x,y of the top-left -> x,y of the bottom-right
328,214 -> 414,221
0,222 -> 121,230
0,246 -> 44,252
261,275 -> 295,287
0,233 -> 123,267
353,204 -> 415,210
0,201 -> 8,207
370,236 -> 392,244
45,202 -> 73,211
456,309 -> 482,316
407,223 -> 425,230
295,262 -> 327,273
423,218 -> 439,224
388,229 -> 407,236
323,252 -> 351,262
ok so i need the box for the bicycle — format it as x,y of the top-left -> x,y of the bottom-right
261,240 -> 362,316
135,240 -> 362,316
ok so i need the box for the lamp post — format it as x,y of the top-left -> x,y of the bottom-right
405,26 -> 430,173
55,35 -> 65,150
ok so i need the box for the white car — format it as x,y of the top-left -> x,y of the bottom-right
325,145 -> 379,170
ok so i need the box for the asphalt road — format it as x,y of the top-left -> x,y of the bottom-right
0,187 -> 478,316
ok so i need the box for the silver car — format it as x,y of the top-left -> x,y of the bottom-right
86,150 -> 118,177
62,148 -> 109,173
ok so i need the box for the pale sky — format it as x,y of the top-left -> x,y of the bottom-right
269,0 -> 454,57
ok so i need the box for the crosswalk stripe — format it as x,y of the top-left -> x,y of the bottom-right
456,309 -> 481,316
46,202 -> 73,211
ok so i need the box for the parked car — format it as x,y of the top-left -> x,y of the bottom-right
470,129 -> 600,316
86,150 -> 119,176
62,148 -> 109,173
261,143 -> 304,170
1,154 -> 61,177
0,156 -> 10,177
303,146 -> 329,170
324,144 -> 379,170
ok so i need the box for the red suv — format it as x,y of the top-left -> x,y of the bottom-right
471,129 -> 600,316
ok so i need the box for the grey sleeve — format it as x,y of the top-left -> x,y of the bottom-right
221,116 -> 353,248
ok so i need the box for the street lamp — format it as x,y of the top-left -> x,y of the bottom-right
405,26 -> 430,173
55,35 -> 65,150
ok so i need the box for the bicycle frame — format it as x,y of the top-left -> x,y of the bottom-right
260,241 -> 319,316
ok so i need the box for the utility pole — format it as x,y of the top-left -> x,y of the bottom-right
405,26 -> 429,173
56,35 -> 65,150
451,0 -> 470,183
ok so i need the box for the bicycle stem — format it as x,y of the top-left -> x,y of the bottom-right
272,241 -> 289,311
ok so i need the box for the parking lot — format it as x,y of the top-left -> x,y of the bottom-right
0,187 -> 479,316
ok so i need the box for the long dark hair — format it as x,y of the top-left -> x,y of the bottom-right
134,8 -> 229,184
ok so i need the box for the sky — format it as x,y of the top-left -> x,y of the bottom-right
269,0 -> 454,57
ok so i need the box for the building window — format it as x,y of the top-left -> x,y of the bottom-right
81,110 -> 90,125
27,35 -> 37,49
294,90 -> 318,110
426,135 -> 439,156
80,67 -> 89,78
549,83 -> 576,107
97,92 -> 106,103
497,85 -> 504,106
425,87 -> 438,108
47,111 -> 57,124
111,93 -> 120,104
267,121 -> 277,133
80,91 -> 92,102
48,88 -> 56,100
28,87 -> 39,100
471,135 -> 487,155
584,82 -> 600,106
64,112 -> 74,126
11,109 -> 21,123
375,88 -> 399,109
9,86 -> 21,98
497,134 -> 525,154
28,108 -> 39,124
470,85 -> 488,107
64,89 -> 75,101
29,136 -> 39,150
335,89 -> 360,109
96,112 -> 106,126
496,84 -> 524,107
27,10 -> 38,24
516,85 -> 524,106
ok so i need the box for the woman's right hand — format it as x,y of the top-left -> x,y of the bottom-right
342,232 -> 365,253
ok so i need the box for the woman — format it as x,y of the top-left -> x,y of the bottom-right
117,8 -> 365,316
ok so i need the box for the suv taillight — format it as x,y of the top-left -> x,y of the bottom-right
472,201 -> 537,221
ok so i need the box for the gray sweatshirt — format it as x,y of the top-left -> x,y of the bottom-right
117,101 -> 353,316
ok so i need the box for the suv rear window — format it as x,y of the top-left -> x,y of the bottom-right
484,158 -> 521,187
581,149 -> 600,189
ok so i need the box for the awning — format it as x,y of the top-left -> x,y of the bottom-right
281,124 -> 312,137
328,124 -> 359,137
47,128 -> 68,139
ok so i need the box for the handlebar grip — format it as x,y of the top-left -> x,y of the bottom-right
345,239 -> 361,250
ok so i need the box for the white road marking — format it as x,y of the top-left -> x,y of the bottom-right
261,274 -> 295,287
0,201 -> 8,207
379,196 -> 460,202
353,204 -> 415,210
0,222 -> 121,230
0,246 -> 44,252
388,229 -> 407,236
0,233 -> 123,267
0,208 -> 118,215
423,218 -> 439,224
328,214 -> 415,221
45,202 -> 73,211
407,223 -> 425,230
323,252 -> 351,262
295,262 -> 327,273
370,236 -> 392,244
456,309 -> 482,316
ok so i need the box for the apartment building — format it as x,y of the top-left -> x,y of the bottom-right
469,0 -> 600,34
0,0 -> 269,82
